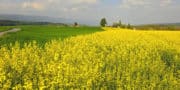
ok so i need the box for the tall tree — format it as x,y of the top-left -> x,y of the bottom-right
74,22 -> 78,27
118,20 -> 122,27
127,23 -> 132,29
100,18 -> 107,27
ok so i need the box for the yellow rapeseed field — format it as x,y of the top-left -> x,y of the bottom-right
0,28 -> 180,89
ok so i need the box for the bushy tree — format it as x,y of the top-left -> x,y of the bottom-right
112,22 -> 119,28
127,24 -> 133,29
127,23 -> 132,29
111,19 -> 134,29
121,24 -> 126,28
118,20 -> 122,27
112,20 -> 122,28
74,22 -> 78,27
100,18 -> 107,27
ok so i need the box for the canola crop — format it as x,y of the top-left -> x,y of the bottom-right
0,28 -> 180,89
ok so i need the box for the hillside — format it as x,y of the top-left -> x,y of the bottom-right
0,20 -> 67,26
134,23 -> 180,30
0,14 -> 70,24
0,14 -> 95,26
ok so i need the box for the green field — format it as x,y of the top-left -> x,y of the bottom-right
0,25 -> 102,46
0,26 -> 16,32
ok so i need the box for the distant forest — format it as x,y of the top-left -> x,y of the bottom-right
134,24 -> 180,30
0,20 -> 67,26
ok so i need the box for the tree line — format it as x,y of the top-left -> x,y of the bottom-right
100,18 -> 180,30
100,18 -> 133,29
0,20 -> 68,26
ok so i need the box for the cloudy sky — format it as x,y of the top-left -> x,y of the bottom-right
0,0 -> 180,25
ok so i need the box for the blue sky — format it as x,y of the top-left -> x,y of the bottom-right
0,0 -> 180,25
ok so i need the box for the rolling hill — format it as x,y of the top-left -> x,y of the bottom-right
0,14 -> 69,23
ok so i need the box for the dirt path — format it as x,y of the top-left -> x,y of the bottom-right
0,28 -> 21,37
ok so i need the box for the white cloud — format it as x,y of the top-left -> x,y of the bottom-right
72,0 -> 98,4
54,0 -> 98,4
160,0 -> 172,6
22,2 -> 44,10
120,0 -> 150,8
37,0 -> 98,4
20,0 -> 99,11
48,0 -> 55,3
120,0 -> 173,8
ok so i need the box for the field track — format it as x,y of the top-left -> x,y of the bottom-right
0,28 -> 21,37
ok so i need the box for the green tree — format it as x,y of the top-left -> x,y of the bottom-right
112,22 -> 119,28
100,18 -> 107,27
74,22 -> 78,27
127,23 -> 132,29
121,24 -> 126,28
118,20 -> 122,27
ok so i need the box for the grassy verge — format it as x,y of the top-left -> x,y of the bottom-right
0,26 -> 16,32
0,25 -> 103,47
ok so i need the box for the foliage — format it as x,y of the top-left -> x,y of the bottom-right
127,24 -> 133,29
118,20 -> 122,27
100,18 -> 107,27
0,27 -> 179,89
112,22 -> 119,28
112,20 -> 133,29
112,20 -> 122,28
74,22 -> 78,27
